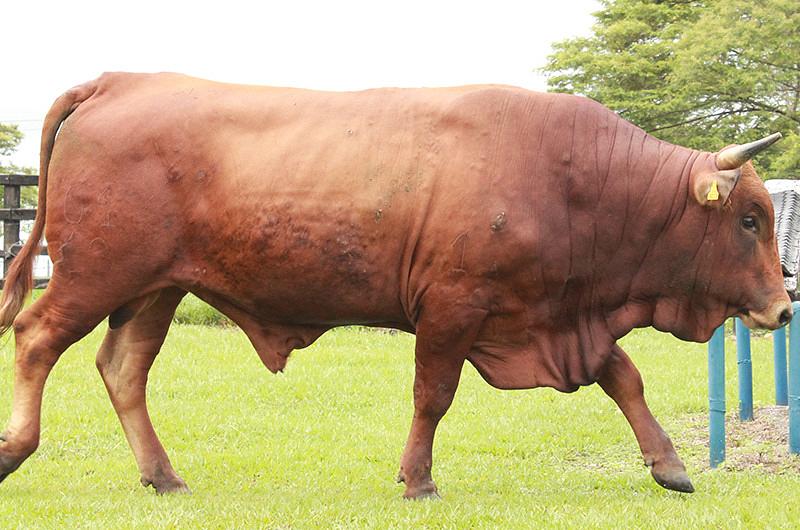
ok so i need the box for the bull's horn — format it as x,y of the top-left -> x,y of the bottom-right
716,132 -> 783,170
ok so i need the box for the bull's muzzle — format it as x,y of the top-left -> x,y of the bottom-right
741,299 -> 793,330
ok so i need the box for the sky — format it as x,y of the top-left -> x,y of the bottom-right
0,0 -> 600,169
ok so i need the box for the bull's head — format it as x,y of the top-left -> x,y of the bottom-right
689,133 -> 792,333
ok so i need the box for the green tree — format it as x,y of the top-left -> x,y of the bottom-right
0,123 -> 24,157
543,0 -> 800,178
0,123 -> 37,207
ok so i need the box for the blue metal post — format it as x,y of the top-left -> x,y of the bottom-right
774,326 -> 789,406
735,318 -> 753,421
789,301 -> 800,454
708,323 -> 726,467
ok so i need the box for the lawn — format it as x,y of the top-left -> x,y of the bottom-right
0,304 -> 798,528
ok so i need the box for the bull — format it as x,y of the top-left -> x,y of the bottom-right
0,73 -> 789,498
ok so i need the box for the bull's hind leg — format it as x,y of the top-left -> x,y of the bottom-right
597,344 -> 693,493
397,294 -> 487,499
95,287 -> 188,494
0,288 -> 108,482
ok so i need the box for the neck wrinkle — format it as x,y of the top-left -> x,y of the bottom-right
598,140 -> 712,341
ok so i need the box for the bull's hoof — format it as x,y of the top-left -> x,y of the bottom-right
402,481 -> 440,500
0,458 -> 21,485
650,466 -> 694,493
397,466 -> 440,499
142,474 -> 191,495
155,480 -> 191,495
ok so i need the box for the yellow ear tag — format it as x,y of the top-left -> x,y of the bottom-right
707,180 -> 720,201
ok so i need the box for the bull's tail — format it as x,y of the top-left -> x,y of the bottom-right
0,79 -> 99,337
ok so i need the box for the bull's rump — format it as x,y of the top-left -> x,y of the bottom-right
45,73 -> 533,328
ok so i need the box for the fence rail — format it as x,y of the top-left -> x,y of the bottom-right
0,173 -> 47,289
0,174 -> 38,186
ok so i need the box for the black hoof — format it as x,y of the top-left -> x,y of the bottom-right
651,467 -> 695,493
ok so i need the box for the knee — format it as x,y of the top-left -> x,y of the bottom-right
413,384 -> 456,420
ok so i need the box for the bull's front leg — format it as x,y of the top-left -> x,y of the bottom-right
397,294 -> 487,499
397,349 -> 464,499
596,344 -> 693,493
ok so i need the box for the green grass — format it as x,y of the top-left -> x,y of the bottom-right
172,294 -> 232,326
0,320 -> 798,528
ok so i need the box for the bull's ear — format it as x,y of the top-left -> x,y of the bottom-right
691,169 -> 741,208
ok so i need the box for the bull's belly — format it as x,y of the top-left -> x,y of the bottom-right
166,247 -> 411,373
171,253 -> 408,327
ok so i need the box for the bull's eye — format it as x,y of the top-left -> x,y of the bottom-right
741,216 -> 757,231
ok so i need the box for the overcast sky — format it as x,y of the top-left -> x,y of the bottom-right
1,0 -> 599,169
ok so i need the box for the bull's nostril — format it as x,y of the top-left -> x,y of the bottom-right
779,308 -> 793,326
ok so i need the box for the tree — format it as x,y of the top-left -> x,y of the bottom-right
0,123 -> 24,157
543,0 -> 800,178
0,123 -> 37,207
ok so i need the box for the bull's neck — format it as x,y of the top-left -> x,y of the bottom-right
577,125 -> 705,339
521,96 -> 710,340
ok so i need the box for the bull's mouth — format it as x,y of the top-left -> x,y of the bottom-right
738,311 -> 763,330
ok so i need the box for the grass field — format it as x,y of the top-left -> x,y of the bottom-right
0,306 -> 798,528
